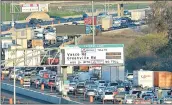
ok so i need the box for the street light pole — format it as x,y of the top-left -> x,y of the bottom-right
13,66 -> 16,104
92,0 -> 95,45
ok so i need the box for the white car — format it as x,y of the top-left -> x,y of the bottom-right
124,95 -> 137,104
16,74 -> 24,81
9,72 -> 19,80
1,69 -> 10,75
68,83 -> 77,93
101,91 -> 114,101
163,96 -> 172,104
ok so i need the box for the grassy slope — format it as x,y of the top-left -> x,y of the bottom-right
1,3 -> 150,21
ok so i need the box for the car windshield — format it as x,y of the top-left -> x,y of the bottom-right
105,92 -> 113,95
77,86 -> 84,88
110,83 -> 118,86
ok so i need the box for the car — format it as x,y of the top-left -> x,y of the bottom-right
108,82 -> 118,88
88,85 -> 98,92
114,92 -> 126,103
37,19 -> 43,23
163,96 -> 172,104
124,94 -> 137,104
97,86 -> 105,95
101,91 -> 114,102
77,81 -> 85,86
151,98 -> 159,104
1,69 -> 10,76
67,18 -> 73,22
85,89 -> 97,97
29,18 -> 38,24
68,82 -> 77,93
9,71 -> 19,80
85,81 -> 95,89
16,74 -> 24,81
95,80 -> 106,87
74,85 -> 86,94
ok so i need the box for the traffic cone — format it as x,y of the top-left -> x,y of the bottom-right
9,98 -> 13,104
89,95 -> 94,103
41,84 -> 44,91
20,79 -> 24,85
1,74 -> 4,80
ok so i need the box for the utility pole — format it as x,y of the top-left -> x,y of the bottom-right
11,1 -> 15,28
11,1 -> 16,104
92,0 -> 95,45
108,0 -> 109,15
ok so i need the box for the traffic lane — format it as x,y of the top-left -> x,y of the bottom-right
1,90 -> 52,104
68,93 -> 115,104
2,78 -> 60,97
2,78 -> 114,104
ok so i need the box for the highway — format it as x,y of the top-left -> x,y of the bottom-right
1,90 -> 52,104
1,77 -> 114,104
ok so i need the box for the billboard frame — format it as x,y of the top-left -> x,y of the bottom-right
62,44 -> 124,66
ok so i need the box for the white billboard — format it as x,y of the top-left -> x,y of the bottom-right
64,44 -> 124,65
21,4 -> 48,13
38,4 -> 49,12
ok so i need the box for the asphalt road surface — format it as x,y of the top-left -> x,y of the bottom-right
1,77 -> 114,104
1,90 -> 52,104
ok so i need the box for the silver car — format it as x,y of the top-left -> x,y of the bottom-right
163,96 -> 172,104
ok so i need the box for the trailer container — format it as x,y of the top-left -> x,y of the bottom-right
154,71 -> 172,88
133,70 -> 154,88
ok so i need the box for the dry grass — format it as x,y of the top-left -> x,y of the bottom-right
78,28 -> 144,49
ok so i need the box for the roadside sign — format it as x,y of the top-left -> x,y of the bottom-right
63,44 -> 124,65
21,4 -> 48,13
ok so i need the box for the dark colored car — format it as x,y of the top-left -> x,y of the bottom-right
67,18 -> 73,22
29,18 -> 38,24
38,19 -> 43,23
74,85 -> 85,94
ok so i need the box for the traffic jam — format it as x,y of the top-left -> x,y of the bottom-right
1,67 -> 172,104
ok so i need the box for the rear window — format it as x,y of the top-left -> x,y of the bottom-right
105,92 -> 113,95
132,91 -> 141,94
77,86 -> 85,88
99,81 -> 105,83
49,79 -> 55,82
110,83 -> 118,86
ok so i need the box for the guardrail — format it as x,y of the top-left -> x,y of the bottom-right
1,83 -> 81,104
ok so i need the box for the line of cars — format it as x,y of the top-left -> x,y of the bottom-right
2,67 -> 172,104
65,73 -> 172,104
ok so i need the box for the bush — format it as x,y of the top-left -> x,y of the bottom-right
126,33 -> 169,71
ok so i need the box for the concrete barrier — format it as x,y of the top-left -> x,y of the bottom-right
1,83 -> 81,104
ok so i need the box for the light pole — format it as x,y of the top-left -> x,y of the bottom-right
13,66 -> 16,104
11,1 -> 16,104
92,0 -> 95,45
